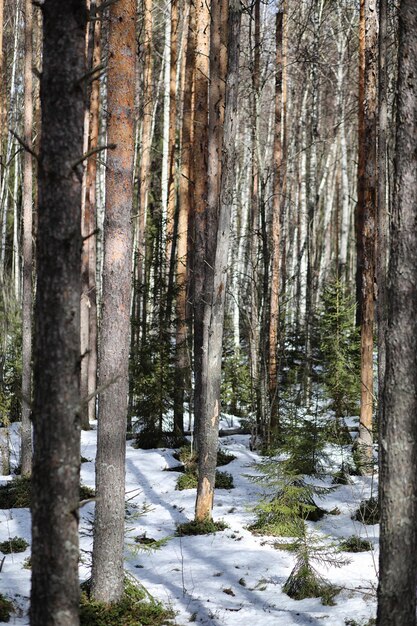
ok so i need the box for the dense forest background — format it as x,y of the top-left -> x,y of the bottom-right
0,0 -> 416,625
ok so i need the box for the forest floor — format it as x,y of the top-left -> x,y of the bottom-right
1,416 -> 378,625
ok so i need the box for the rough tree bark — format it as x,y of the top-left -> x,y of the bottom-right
174,1 -> 194,435
21,0 -> 33,477
376,0 -> 387,431
357,0 -> 378,472
91,0 -> 136,603
195,0 -> 234,522
80,0 -> 101,427
30,1 -> 86,624
377,2 -> 417,623
268,8 -> 284,438
192,0 -> 210,448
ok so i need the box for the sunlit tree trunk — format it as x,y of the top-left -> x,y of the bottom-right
192,0 -> 210,447
357,0 -> 378,472
30,1 -> 86,623
21,0 -> 33,477
376,0 -> 387,427
378,2 -> 417,623
86,2 -> 101,423
174,1 -> 194,435
268,8 -> 284,437
91,0 -> 136,603
195,0 -> 232,522
166,0 -> 179,279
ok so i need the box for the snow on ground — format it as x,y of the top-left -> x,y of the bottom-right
0,418 -> 377,625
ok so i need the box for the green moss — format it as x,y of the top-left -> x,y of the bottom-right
175,472 -> 197,490
0,536 -> 29,554
80,576 -> 175,626
0,594 -> 14,622
0,477 -> 94,509
175,470 -> 234,491
353,497 -> 379,525
339,536 -> 373,553
176,519 -> 228,536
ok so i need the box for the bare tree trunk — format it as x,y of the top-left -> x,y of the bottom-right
355,0 -> 366,326
174,1 -> 194,435
0,0 -> 4,173
268,8 -> 283,437
249,0 -> 261,436
21,0 -> 33,477
377,3 -> 417,623
134,0 -> 153,346
166,0 -> 179,277
91,0 -> 135,603
86,3 -> 101,424
30,2 -> 86,624
357,0 -> 378,472
192,0 -> 210,447
195,0 -> 235,522
376,0 -> 387,430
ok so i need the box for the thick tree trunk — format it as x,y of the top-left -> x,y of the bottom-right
377,3 -> 417,623
30,2 -> 86,624
357,0 -> 378,472
91,0 -> 135,603
195,0 -> 235,522
21,0 -> 33,477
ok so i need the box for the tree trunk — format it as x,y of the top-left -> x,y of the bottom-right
174,1 -> 194,435
166,0 -> 179,279
376,0 -> 387,433
195,0 -> 236,522
192,0 -> 210,448
377,3 -> 417,623
91,0 -> 135,603
268,9 -> 284,437
30,2 -> 86,624
21,0 -> 33,477
357,0 -> 378,472
86,3 -> 101,424
355,0 -> 366,326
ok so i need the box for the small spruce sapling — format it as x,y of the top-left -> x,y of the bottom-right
247,458 -> 334,536
317,277 -> 360,437
283,524 -> 349,604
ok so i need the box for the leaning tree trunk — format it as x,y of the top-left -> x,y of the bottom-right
30,2 -> 86,624
20,0 -> 33,477
377,2 -> 417,624
91,0 -> 136,604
